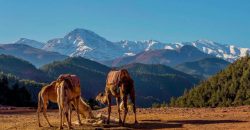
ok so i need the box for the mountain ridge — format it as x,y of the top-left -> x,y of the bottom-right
3,28 -> 249,62
103,45 -> 213,67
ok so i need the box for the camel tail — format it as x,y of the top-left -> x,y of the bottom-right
37,92 -> 43,112
37,92 -> 43,126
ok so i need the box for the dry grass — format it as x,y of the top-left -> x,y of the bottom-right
0,106 -> 250,130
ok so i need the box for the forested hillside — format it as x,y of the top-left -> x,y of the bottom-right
170,55 -> 250,107
0,72 -> 43,107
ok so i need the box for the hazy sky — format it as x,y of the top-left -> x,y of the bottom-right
0,0 -> 249,47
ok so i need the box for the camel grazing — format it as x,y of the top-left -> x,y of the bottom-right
57,78 -> 74,129
77,98 -> 94,119
37,74 -> 82,127
96,69 -> 138,126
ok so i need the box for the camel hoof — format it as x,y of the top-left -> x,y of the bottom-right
119,120 -> 122,125
49,124 -> 53,127
135,120 -> 138,124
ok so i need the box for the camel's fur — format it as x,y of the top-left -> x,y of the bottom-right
37,74 -> 84,127
96,69 -> 138,126
57,78 -> 73,129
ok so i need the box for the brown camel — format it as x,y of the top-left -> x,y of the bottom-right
57,74 -> 82,126
96,69 -> 138,126
37,74 -> 82,127
57,78 -> 74,129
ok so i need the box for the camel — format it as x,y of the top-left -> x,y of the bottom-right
37,74 -> 83,127
57,74 -> 82,126
57,78 -> 74,129
96,69 -> 138,126
37,81 -> 57,127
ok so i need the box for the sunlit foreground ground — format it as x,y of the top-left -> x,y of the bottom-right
0,106 -> 250,130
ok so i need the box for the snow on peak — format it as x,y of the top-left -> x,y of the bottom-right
171,40 -> 250,62
43,28 -> 122,61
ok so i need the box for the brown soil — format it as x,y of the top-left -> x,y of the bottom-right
0,106 -> 250,130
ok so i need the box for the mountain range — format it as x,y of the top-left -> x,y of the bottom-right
5,28 -> 249,63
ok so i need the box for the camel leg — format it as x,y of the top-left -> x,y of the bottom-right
62,115 -> 67,127
59,108 -> 63,130
42,101 -> 53,127
37,108 -> 42,127
116,97 -> 122,124
107,94 -> 112,124
65,112 -> 73,129
75,97 -> 82,125
122,96 -> 128,126
68,103 -> 72,127
130,88 -> 138,124
37,93 -> 42,127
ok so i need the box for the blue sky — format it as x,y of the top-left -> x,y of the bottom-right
0,0 -> 249,47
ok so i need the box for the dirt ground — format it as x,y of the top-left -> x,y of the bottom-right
0,105 -> 250,130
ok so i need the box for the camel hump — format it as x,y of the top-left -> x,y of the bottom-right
70,75 -> 80,84
57,74 -> 80,88
64,78 -> 74,91
120,69 -> 131,80
106,69 -> 132,86
106,70 -> 121,85
58,74 -> 71,81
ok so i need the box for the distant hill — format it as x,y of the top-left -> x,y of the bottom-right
175,58 -> 230,79
0,54 -> 50,83
103,45 -> 212,67
120,63 -> 199,107
0,44 -> 67,67
170,55 -> 250,107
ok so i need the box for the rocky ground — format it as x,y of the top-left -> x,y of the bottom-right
0,105 -> 250,130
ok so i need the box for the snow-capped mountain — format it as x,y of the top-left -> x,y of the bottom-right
165,40 -> 250,62
117,39 -> 250,62
14,38 -> 45,49
115,40 -> 166,56
43,28 -> 124,61
12,28 -> 249,62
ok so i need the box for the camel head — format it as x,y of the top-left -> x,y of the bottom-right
95,92 -> 108,105
83,106 -> 94,119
